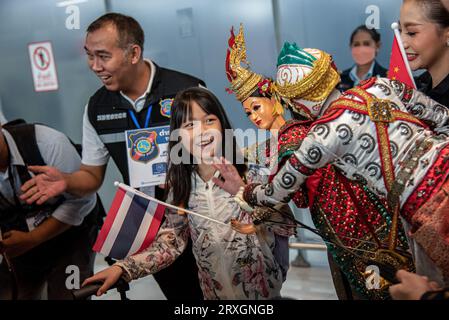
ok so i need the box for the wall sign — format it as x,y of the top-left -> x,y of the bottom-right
28,41 -> 59,92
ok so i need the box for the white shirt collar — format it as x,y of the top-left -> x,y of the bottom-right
193,169 -> 221,185
349,60 -> 376,86
120,59 -> 156,111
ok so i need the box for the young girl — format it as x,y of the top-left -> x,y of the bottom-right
82,87 -> 292,300
400,0 -> 449,106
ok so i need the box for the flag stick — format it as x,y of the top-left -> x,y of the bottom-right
391,22 -> 417,89
114,182 -> 229,227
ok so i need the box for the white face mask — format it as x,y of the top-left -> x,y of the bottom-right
351,46 -> 376,66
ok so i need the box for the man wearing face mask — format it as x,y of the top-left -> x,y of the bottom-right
338,25 -> 388,91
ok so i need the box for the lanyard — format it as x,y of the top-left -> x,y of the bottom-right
128,105 -> 153,129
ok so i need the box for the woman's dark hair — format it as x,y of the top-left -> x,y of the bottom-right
410,0 -> 449,29
350,25 -> 381,45
165,87 -> 247,207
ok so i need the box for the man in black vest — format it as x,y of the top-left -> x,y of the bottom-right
20,13 -> 204,300
0,123 -> 98,300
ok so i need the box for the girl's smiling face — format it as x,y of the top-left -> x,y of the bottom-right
180,100 -> 223,163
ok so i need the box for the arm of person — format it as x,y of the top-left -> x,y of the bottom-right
0,217 -> 70,258
61,164 -> 106,198
32,125 -> 98,221
213,118 -> 342,209
82,210 -> 189,296
21,104 -> 109,202
246,126 -> 339,207
21,163 -> 106,203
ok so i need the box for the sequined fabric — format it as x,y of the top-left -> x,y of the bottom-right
273,119 -> 413,299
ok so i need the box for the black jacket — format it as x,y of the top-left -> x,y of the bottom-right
416,71 -> 449,108
87,63 -> 205,186
338,60 -> 387,92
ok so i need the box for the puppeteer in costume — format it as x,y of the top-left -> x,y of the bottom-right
227,36 -> 449,288
223,24 -> 416,299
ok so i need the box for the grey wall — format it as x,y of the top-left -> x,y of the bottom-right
0,0 -> 107,141
276,0 -> 401,71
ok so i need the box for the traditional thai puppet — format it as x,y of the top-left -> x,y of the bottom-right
223,24 -> 418,299
223,26 -> 449,290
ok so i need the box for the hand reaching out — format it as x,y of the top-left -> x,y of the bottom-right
20,166 -> 67,205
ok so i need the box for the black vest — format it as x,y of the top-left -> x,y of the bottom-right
0,122 -> 63,232
0,122 -> 103,268
0,121 -> 102,235
87,64 -> 205,186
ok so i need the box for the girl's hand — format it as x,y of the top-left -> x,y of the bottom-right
82,265 -> 124,296
212,157 -> 246,195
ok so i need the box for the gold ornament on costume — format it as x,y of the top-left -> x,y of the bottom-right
276,43 -> 340,103
225,24 -> 284,116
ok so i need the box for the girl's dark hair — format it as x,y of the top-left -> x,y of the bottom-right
350,25 -> 381,45
165,87 -> 247,207
411,0 -> 449,29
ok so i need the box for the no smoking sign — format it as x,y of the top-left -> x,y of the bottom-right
28,41 -> 59,92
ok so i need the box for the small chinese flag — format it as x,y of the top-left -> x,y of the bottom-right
387,22 -> 416,89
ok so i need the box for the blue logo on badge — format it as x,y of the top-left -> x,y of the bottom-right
129,130 -> 159,163
152,162 -> 167,175
160,98 -> 173,118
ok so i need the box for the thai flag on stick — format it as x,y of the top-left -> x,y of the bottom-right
93,182 -> 166,259
387,22 -> 417,89
93,182 -> 228,260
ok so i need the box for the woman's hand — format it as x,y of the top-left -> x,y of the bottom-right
82,265 -> 124,296
212,157 -> 246,195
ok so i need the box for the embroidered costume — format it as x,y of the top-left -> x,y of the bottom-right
239,42 -> 449,285
226,26 -> 414,299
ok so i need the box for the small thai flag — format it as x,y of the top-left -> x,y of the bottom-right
93,183 -> 166,259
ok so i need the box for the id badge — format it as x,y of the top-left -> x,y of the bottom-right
25,210 -> 51,232
125,126 -> 170,188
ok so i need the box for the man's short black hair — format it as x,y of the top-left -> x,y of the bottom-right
87,13 -> 145,53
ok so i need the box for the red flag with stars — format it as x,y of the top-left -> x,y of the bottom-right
387,23 -> 416,89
